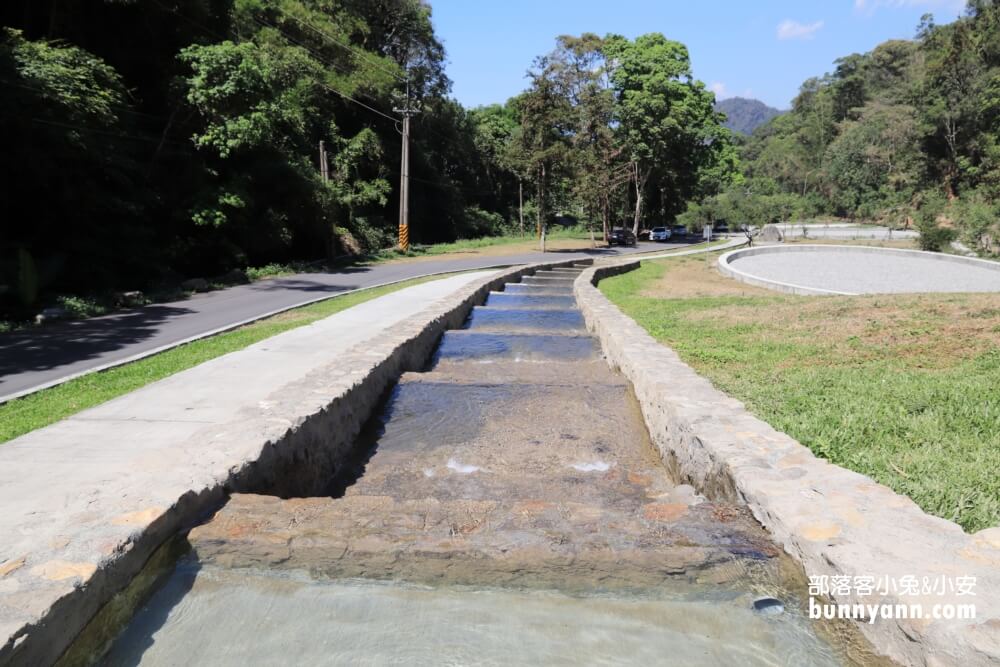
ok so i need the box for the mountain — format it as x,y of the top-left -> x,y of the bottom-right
714,97 -> 783,135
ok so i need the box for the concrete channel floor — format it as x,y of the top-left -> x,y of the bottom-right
108,267 -> 859,665
0,271 -> 497,639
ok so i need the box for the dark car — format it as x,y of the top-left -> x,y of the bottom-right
608,227 -> 636,247
672,225 -> 688,238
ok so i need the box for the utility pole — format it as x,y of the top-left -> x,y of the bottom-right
394,74 -> 419,252
518,179 -> 524,237
319,140 -> 329,183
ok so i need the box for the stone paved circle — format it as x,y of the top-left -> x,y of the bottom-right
721,245 -> 1000,295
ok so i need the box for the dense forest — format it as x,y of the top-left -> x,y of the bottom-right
714,97 -> 782,136
0,0 -> 733,322
6,1 -> 1000,324
683,1 -> 1000,256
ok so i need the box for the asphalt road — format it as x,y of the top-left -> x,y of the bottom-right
0,241 -> 684,402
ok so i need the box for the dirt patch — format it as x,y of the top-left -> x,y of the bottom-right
640,253 -> 1000,367
680,292 -> 1000,367
639,255 -> 774,298
386,238 -> 602,264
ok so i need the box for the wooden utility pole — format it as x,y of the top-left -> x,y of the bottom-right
518,179 -> 525,236
319,140 -> 329,183
394,75 -> 418,252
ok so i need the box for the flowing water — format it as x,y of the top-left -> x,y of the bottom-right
99,266 -> 878,665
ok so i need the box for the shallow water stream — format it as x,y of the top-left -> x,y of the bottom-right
99,266 -> 877,665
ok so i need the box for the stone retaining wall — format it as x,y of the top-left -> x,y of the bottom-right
575,260 -> 1000,667
1,260 -> 586,667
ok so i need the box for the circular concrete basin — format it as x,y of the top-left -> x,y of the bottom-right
718,245 -> 1000,295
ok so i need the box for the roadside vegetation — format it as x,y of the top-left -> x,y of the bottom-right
2,3 -> 733,326
678,5 -> 1000,258
601,253 -> 1000,532
0,273 -> 456,444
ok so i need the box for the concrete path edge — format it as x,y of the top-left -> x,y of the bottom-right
0,259 -> 587,666
574,259 -> 1000,667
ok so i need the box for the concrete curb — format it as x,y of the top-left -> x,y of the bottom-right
718,244 -> 1000,296
574,260 -> 1000,667
0,259 -> 587,666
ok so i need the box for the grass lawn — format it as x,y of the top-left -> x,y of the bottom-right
600,252 -> 1000,532
0,273 -> 458,444
370,227 -> 601,263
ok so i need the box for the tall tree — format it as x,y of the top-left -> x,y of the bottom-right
604,33 -> 731,234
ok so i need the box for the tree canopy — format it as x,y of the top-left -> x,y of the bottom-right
681,1 -> 1000,256
1,2 -> 734,321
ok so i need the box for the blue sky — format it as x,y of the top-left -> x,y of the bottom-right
428,0 -> 966,110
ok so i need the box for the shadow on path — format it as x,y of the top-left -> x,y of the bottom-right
0,305 -> 196,381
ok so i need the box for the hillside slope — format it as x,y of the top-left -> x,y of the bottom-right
715,97 -> 782,135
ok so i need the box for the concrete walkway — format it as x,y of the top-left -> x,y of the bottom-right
0,271 -> 496,658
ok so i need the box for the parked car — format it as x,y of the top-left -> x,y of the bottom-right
672,225 -> 688,238
608,227 -> 636,247
649,226 -> 672,242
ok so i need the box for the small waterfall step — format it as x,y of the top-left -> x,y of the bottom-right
482,292 -> 577,309
432,331 -> 600,366
464,306 -> 585,333
501,283 -> 574,295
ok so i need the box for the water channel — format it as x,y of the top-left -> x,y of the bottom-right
98,265 -> 878,665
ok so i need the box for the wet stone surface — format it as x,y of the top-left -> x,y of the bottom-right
432,331 -> 600,365
190,267 -> 792,591
464,306 -> 586,333
500,282 -> 574,296
106,266 -> 857,665
482,291 -> 577,310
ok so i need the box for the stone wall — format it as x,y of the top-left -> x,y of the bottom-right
575,261 -> 1000,667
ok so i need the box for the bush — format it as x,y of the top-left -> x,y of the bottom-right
55,295 -> 108,319
952,194 -> 1000,256
463,206 -> 509,237
345,216 -> 395,252
914,193 -> 955,252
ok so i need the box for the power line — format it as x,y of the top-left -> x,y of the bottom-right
277,11 -> 405,83
251,16 -> 399,123
150,1 -> 400,126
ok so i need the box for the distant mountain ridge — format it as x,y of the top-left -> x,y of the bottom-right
714,97 -> 783,135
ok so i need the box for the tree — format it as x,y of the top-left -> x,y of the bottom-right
824,102 -> 922,218
603,33 -> 731,235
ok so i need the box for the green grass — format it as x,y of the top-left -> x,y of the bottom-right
0,273 -> 455,444
365,227 -> 593,262
600,258 -> 1000,532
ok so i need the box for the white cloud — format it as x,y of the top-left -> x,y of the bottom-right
710,82 -> 728,98
777,19 -> 825,40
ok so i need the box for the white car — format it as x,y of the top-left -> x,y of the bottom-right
649,226 -> 672,242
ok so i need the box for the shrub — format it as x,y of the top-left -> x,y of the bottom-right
952,194 -> 1000,256
914,193 -> 955,252
463,206 -> 508,237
